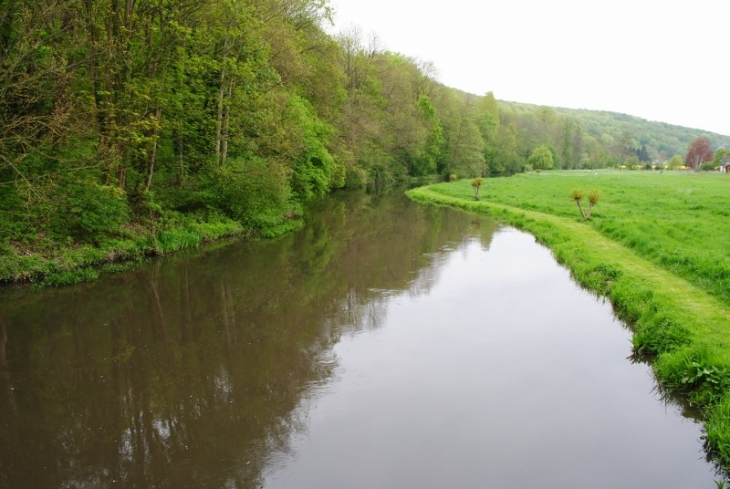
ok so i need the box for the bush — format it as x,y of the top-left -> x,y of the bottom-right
211,157 -> 292,230
53,178 -> 129,242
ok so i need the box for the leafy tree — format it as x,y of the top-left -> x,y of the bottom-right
713,148 -> 729,166
528,145 -> 554,170
625,155 -> 640,169
442,100 -> 485,178
667,155 -> 684,169
686,137 -> 714,170
410,96 -> 443,176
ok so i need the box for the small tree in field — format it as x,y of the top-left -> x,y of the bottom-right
586,190 -> 601,219
570,189 -> 600,220
471,177 -> 484,200
570,189 -> 587,219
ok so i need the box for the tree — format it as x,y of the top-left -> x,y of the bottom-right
528,145 -> 554,170
713,148 -> 729,166
637,144 -> 650,163
471,177 -> 483,200
570,189 -> 600,220
686,137 -> 713,170
570,189 -> 587,219
667,154 -> 684,169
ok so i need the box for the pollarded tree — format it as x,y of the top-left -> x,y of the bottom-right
471,177 -> 483,200
686,137 -> 714,170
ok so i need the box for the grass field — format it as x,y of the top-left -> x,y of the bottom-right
407,170 -> 730,474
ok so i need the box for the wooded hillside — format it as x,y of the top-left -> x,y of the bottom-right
501,101 -> 730,162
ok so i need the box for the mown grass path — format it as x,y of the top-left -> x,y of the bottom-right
407,175 -> 730,473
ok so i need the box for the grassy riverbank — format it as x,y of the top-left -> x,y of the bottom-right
0,213 -> 302,286
407,170 -> 730,472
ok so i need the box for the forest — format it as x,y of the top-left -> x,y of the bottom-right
2,0 -> 730,283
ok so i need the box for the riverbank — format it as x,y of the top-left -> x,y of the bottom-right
407,174 -> 730,473
0,214 -> 302,286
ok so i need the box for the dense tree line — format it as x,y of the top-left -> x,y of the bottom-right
2,0 -> 729,257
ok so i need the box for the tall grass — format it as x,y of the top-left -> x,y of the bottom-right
407,170 -> 730,473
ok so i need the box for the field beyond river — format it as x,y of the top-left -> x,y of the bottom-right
407,170 -> 730,475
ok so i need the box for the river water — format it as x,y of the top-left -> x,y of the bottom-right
0,190 -> 718,488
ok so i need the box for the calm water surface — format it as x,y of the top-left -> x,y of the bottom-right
0,191 -> 718,488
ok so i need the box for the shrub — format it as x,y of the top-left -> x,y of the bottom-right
53,178 -> 129,242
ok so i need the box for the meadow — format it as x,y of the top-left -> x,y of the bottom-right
407,170 -> 730,474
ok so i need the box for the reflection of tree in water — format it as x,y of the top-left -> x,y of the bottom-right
0,190 -> 496,488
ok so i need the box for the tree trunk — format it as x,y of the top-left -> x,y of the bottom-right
215,36 -> 229,165
145,107 -> 162,192
220,79 -> 233,166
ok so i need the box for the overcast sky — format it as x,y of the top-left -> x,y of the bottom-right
327,0 -> 730,136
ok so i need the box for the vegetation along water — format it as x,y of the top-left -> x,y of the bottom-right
407,170 -> 730,474
2,0 -> 730,285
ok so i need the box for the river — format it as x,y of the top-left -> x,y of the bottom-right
0,190 -> 718,488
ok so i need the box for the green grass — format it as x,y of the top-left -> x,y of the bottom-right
406,169 -> 730,473
0,213 -> 296,285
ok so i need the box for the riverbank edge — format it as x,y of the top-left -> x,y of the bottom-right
407,185 -> 730,473
0,216 -> 303,286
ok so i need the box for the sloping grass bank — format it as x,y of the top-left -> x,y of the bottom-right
0,215 -> 302,286
407,177 -> 730,473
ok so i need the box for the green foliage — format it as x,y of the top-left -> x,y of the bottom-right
667,155 -> 684,169
500,101 -> 730,160
211,157 -> 292,230
570,189 -> 587,220
633,314 -> 692,356
43,268 -> 100,287
706,396 -> 730,472
714,148 -> 729,166
569,188 -> 600,220
53,179 -> 130,242
587,190 -> 600,206
569,189 -> 585,202
471,177 -> 484,200
528,144 -> 554,170
286,95 -> 344,200
155,229 -> 202,254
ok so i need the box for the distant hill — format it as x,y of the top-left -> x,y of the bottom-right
498,100 -> 730,159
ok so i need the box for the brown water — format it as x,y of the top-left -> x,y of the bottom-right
0,190 -> 718,488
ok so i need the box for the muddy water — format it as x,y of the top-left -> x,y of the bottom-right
0,191 -> 718,488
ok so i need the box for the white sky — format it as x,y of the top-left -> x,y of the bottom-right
327,0 -> 730,136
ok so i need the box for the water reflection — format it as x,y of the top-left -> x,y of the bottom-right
0,190 -> 496,488
263,229 -> 716,489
